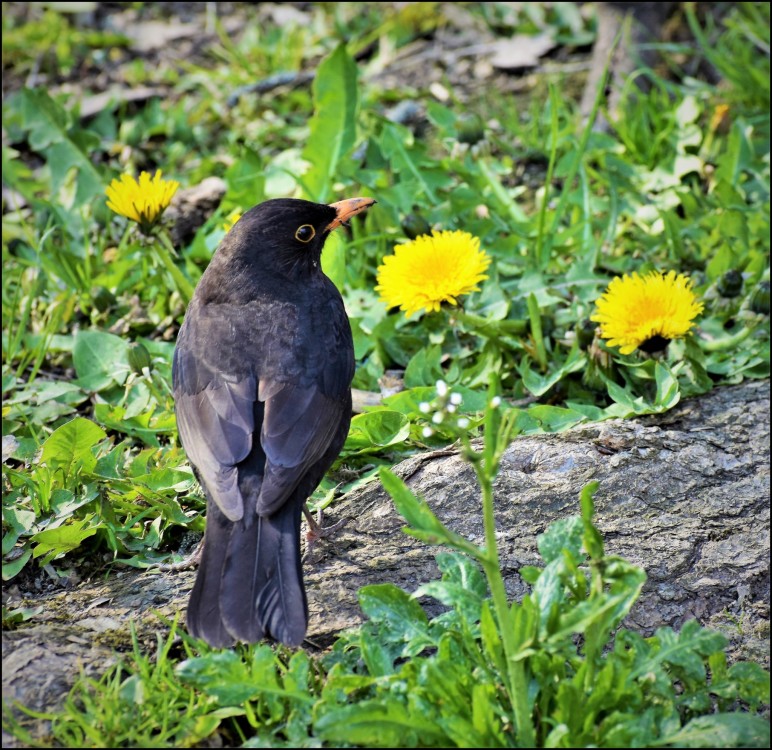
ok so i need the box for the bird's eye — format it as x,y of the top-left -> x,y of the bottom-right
295,224 -> 316,243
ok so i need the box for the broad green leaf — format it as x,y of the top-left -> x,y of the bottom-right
527,404 -> 587,432
2,550 -> 32,581
345,410 -> 410,452
321,230 -> 346,291
383,385 -> 488,416
17,88 -> 104,206
654,362 -> 680,409
72,329 -> 130,391
519,349 -> 586,397
415,552 -> 487,626
359,632 -> 395,678
661,714 -> 770,748
31,516 -> 98,563
301,44 -> 358,203
40,417 -> 106,478
358,584 -> 433,656
315,700 -> 449,747
94,403 -> 176,447
132,469 -> 195,493
404,345 -> 445,387
2,507 -> 36,554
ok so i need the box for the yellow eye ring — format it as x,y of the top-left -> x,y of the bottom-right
295,224 -> 315,243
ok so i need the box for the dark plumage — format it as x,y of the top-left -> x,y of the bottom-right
173,196 -> 375,647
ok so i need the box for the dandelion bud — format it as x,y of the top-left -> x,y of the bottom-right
128,342 -> 152,374
750,280 -> 770,314
717,269 -> 743,298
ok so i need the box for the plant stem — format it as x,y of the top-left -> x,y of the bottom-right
154,231 -> 196,303
476,466 -> 535,747
698,325 -> 755,352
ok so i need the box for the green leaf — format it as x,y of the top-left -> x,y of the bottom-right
527,404 -> 587,432
660,714 -> 770,748
16,88 -> 105,206
31,515 -> 98,563
415,552 -> 487,626
177,651 -> 258,705
301,44 -> 358,203
404,345 -> 445,388
321,230 -> 346,291
654,362 -> 680,409
538,516 -> 584,564
580,481 -> 604,560
345,410 -> 410,452
519,350 -> 586,397
2,507 -> 36,554
40,417 -> 106,478
379,123 -> 438,202
378,468 -> 481,556
358,584 -> 432,650
72,330 -> 130,391
315,700 -> 449,747
2,550 -> 33,581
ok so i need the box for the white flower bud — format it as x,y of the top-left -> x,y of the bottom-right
490,396 -> 502,408
457,417 -> 470,428
422,426 -> 434,438
435,379 -> 448,397
446,404 -> 456,413
449,392 -> 462,405
432,412 -> 444,424
418,402 -> 431,413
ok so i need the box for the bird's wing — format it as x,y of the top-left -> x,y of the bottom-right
256,378 -> 349,515
173,307 -> 352,521
173,343 -> 256,522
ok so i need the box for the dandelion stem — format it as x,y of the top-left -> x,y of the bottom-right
154,231 -> 195,303
698,325 -> 755,352
527,293 -> 549,372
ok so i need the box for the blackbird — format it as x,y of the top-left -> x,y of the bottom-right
173,196 -> 375,647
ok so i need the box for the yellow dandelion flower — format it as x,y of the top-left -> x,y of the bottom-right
591,270 -> 704,355
222,210 -> 243,233
106,169 -> 180,233
375,230 -> 491,317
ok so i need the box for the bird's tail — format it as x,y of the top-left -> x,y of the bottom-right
186,501 -> 307,647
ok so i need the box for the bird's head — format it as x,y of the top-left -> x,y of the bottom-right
214,197 -> 375,281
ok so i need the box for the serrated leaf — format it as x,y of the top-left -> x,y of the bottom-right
378,468 -> 481,556
538,516 -> 584,564
358,584 -> 429,637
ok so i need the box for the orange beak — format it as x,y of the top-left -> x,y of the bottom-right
326,197 -> 376,232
